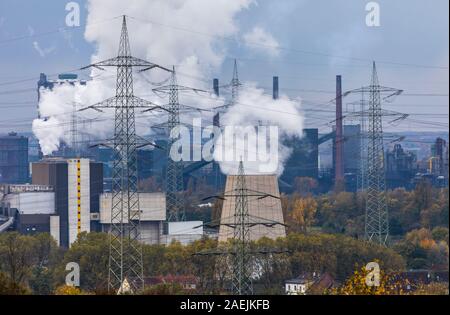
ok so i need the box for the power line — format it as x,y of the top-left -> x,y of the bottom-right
127,15 -> 449,70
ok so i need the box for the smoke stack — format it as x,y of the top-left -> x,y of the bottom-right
213,78 -> 219,97
213,78 -> 220,127
335,75 -> 344,185
273,76 -> 279,100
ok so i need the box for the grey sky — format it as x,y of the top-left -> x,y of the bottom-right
0,0 -> 448,134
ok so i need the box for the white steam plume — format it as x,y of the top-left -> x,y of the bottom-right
214,83 -> 303,175
33,0 -> 304,176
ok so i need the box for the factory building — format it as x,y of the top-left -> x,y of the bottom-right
100,192 -> 203,245
31,158 -> 103,247
280,128 -> 319,193
430,138 -> 449,186
219,174 -> 286,242
386,144 -> 417,189
0,184 -> 55,235
332,125 -> 361,191
89,144 -> 166,192
99,192 -> 165,244
0,132 -> 29,184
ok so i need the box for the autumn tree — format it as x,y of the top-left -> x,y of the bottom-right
54,232 -> 109,293
332,264 -> 405,295
0,232 -> 37,289
290,196 -> 317,233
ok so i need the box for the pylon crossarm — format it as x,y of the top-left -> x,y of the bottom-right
81,56 -> 171,71
153,85 -> 207,93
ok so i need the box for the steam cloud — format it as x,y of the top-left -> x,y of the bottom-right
33,0 -> 304,175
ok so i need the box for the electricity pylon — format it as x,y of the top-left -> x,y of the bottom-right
231,59 -> 241,106
344,62 -> 403,246
80,16 -> 171,293
195,160 -> 287,295
151,67 -> 207,222
231,160 -> 252,294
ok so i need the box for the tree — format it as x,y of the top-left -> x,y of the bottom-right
332,264 -> 405,295
432,227 -> 449,244
55,232 -> 109,292
54,285 -> 84,295
412,283 -> 449,295
290,196 -> 317,233
0,271 -> 30,295
29,266 -> 54,295
0,232 -> 37,288
394,228 -> 449,269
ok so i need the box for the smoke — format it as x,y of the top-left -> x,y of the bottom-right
33,0 -> 253,154
214,83 -> 303,175
33,0 -> 304,176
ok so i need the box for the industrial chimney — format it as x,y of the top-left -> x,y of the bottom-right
335,75 -> 344,187
273,76 -> 279,100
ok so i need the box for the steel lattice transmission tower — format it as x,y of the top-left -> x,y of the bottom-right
365,62 -> 389,245
151,67 -> 207,222
343,62 -> 403,246
80,16 -> 171,293
231,59 -> 241,106
165,68 -> 184,222
231,160 -> 253,295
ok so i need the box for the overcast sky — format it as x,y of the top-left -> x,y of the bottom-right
0,0 -> 448,134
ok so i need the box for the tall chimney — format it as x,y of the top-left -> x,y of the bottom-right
273,76 -> 279,100
213,78 -> 220,127
213,78 -> 220,97
335,75 -> 344,184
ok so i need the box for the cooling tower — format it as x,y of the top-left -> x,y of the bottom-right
218,174 -> 286,242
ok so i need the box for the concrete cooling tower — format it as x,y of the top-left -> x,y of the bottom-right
218,174 -> 286,243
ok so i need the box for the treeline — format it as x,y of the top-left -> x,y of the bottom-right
282,180 -> 449,269
0,231 -> 404,295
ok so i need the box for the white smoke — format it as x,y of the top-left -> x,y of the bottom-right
214,84 -> 303,175
33,0 -> 304,176
33,0 -> 253,154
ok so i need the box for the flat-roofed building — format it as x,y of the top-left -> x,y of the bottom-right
99,192 -> 166,245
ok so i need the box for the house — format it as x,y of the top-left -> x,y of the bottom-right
285,272 -> 320,295
285,272 -> 336,295
307,273 -> 336,294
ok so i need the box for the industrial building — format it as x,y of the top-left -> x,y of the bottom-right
100,192 -> 203,245
0,184 -> 55,235
332,125 -> 362,191
386,144 -> 417,189
413,137 -> 449,188
99,192 -> 165,244
280,128 -> 319,193
31,158 -> 103,247
218,174 -> 286,242
430,137 -> 449,186
0,132 -> 29,184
